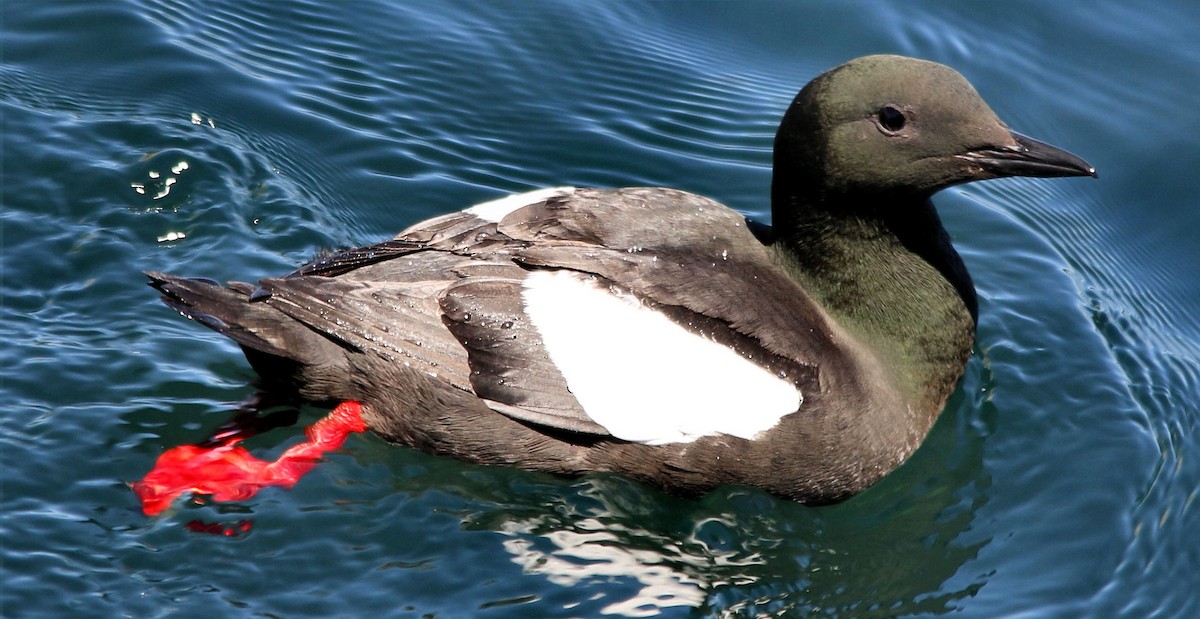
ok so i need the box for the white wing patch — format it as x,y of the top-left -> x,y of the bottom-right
521,270 -> 802,445
465,186 -> 576,223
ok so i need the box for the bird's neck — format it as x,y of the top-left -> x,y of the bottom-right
770,192 -> 977,413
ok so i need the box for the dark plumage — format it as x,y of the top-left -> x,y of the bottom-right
148,55 -> 1094,503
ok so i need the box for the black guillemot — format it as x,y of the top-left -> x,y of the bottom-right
140,55 -> 1095,509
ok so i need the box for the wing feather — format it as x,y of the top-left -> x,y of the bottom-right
238,187 -> 836,439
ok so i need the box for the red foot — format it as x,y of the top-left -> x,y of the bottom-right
134,401 -> 366,516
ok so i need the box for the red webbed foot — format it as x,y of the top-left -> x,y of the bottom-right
134,401 -> 366,516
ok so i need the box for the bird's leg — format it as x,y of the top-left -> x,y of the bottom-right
133,401 -> 366,516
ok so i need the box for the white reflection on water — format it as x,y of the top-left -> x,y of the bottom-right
499,516 -> 717,616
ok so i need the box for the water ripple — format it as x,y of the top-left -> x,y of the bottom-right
4,1 -> 1198,617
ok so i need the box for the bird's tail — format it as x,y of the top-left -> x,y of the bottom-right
147,271 -> 296,359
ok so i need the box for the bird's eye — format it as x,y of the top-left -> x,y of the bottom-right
877,105 -> 907,133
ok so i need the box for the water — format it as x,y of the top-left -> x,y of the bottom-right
2,1 -> 1197,617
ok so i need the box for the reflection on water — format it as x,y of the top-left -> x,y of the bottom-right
501,517 -> 708,616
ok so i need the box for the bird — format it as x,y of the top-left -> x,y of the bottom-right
138,54 -> 1095,511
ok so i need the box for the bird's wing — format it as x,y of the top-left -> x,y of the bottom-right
254,187 -> 835,442
491,187 -> 843,371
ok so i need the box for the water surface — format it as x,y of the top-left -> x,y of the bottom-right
3,1 -> 1197,617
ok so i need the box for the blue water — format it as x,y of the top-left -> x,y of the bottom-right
3,1 -> 1198,617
